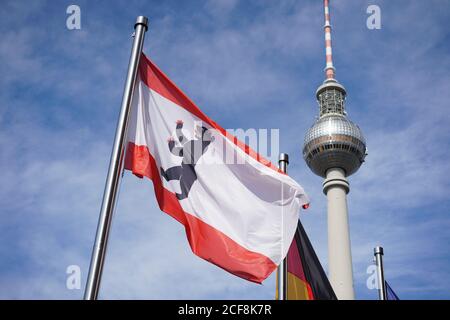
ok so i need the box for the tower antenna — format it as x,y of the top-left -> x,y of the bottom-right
323,0 -> 336,80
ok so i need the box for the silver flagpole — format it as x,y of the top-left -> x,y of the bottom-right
84,16 -> 149,300
374,246 -> 387,300
277,153 -> 289,300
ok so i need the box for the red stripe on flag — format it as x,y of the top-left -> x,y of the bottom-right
287,229 -> 316,299
124,142 -> 277,283
287,233 -> 307,282
306,282 -> 315,300
138,54 -> 282,173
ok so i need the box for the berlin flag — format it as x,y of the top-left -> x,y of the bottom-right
124,53 -> 309,283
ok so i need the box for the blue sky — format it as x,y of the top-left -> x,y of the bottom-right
0,0 -> 449,299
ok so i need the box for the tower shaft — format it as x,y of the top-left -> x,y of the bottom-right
323,168 -> 355,299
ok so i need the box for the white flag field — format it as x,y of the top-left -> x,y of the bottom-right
124,54 -> 309,283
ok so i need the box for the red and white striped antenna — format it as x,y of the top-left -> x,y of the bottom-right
323,0 -> 336,80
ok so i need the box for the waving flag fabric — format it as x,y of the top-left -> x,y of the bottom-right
124,54 -> 309,283
385,281 -> 400,300
276,221 -> 337,299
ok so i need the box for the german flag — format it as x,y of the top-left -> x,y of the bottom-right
276,221 -> 337,300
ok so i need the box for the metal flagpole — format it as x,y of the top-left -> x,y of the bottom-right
84,16 -> 149,300
277,153 -> 289,300
374,246 -> 387,300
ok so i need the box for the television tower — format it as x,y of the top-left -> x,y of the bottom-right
302,0 -> 367,299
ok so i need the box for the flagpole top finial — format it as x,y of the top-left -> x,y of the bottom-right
374,246 -> 384,255
279,153 -> 289,164
135,16 -> 149,31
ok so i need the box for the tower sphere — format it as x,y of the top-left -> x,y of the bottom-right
303,80 -> 367,178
